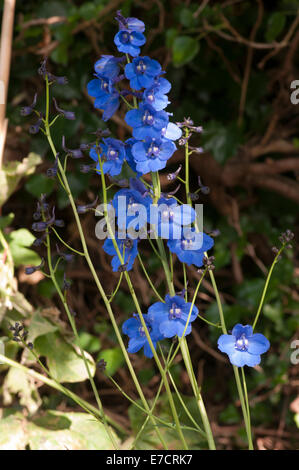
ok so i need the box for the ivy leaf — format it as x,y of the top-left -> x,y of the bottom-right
35,332 -> 96,383
265,12 -> 286,42
172,36 -> 199,67
6,229 -> 41,267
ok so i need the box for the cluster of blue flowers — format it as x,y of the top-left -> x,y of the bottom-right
122,294 -> 198,358
87,11 -> 270,366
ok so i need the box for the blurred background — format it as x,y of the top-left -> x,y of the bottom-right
0,0 -> 299,450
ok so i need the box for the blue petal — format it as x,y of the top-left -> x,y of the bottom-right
218,334 -> 236,354
247,333 -> 270,355
127,337 -> 145,353
159,320 -> 179,338
228,350 -> 261,367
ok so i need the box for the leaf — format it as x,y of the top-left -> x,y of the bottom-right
3,368 -> 41,414
201,121 -> 243,164
172,36 -> 199,67
97,347 -> 125,376
78,331 -> 101,354
0,411 -> 28,450
35,332 -> 95,383
295,413 -> 299,428
265,12 -> 286,42
0,213 -> 14,229
0,153 -> 42,206
219,404 -> 240,424
27,411 -> 118,450
28,310 -> 59,344
25,173 -> 55,198
6,229 -> 41,267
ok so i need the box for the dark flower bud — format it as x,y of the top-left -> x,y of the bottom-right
46,153 -> 59,178
32,221 -> 48,232
63,273 -> 71,290
47,72 -> 68,85
53,98 -> 75,120
203,256 -> 215,270
56,245 -> 74,262
62,136 -> 83,158
198,176 -> 210,194
20,93 -> 37,116
272,246 -> 279,254
189,146 -> 203,154
167,165 -> 182,181
90,128 -> 111,139
77,196 -> 98,214
97,359 -> 107,371
118,263 -> 128,273
38,57 -> 48,77
25,258 -> 44,275
79,143 -> 90,151
29,116 -> 43,134
33,235 -> 46,247
208,229 -> 220,237
79,163 -> 96,173
188,192 -> 199,201
27,342 -> 34,350
54,219 -> 65,228
33,211 -> 41,221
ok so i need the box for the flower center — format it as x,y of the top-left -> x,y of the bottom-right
235,334 -> 249,351
108,148 -> 118,160
136,60 -> 147,73
122,32 -> 129,42
169,303 -> 182,320
147,142 -> 160,158
181,239 -> 193,249
142,110 -> 154,126
139,325 -> 151,337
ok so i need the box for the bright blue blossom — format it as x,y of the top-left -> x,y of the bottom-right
111,183 -> 152,233
87,77 -> 119,121
151,197 -> 196,239
131,138 -> 176,173
124,138 -> 142,177
125,57 -> 162,90
143,77 -> 171,110
148,294 -> 198,338
167,230 -> 214,267
218,324 -> 270,367
114,30 -> 146,57
115,11 -> 145,33
122,313 -> 162,358
89,138 -> 125,176
94,55 -> 120,80
103,234 -> 138,272
125,104 -> 169,140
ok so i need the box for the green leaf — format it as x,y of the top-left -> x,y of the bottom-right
172,36 -> 199,67
0,411 -> 28,450
35,332 -> 95,383
219,404 -> 240,424
7,229 -> 41,267
201,121 -> 243,164
179,8 -> 197,28
27,411 -> 118,450
0,153 -> 42,206
97,347 -> 125,376
3,368 -> 41,414
78,331 -> 101,354
0,213 -> 14,229
265,12 -> 286,42
25,173 -> 55,198
28,310 -> 59,344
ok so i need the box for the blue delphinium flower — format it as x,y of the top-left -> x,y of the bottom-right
89,137 -> 125,176
94,55 -> 120,80
148,294 -> 198,338
150,197 -> 196,239
122,313 -> 163,358
103,234 -> 138,272
114,30 -> 146,57
115,11 -> 145,33
112,184 -> 152,233
124,138 -> 142,177
167,230 -> 214,267
131,138 -> 176,174
125,103 -> 169,140
218,324 -> 270,367
87,77 -> 119,121
125,57 -> 162,90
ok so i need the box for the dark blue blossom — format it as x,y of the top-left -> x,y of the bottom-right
218,324 -> 270,367
150,197 -> 196,239
122,313 -> 162,358
125,57 -> 161,90
148,294 -> 198,338
114,30 -> 146,57
87,77 -> 119,121
167,230 -> 214,267
89,138 -> 125,176
111,184 -> 152,233
131,137 -> 176,173
103,234 -> 138,272
94,55 -> 120,80
125,104 -> 169,140
115,11 -> 145,33
143,77 -> 171,110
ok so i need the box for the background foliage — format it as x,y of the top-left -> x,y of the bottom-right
0,0 -> 299,449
